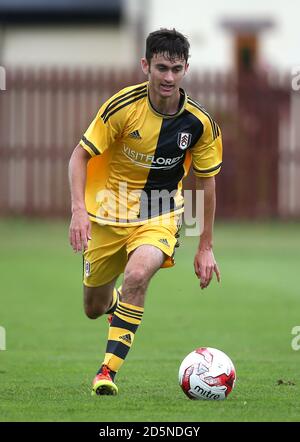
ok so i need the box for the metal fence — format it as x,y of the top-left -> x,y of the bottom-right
0,67 -> 297,218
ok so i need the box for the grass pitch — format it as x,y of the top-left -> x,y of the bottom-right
0,219 -> 299,422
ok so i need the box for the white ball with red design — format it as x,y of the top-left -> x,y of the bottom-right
179,347 -> 236,400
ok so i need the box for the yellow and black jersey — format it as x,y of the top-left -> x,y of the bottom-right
80,81 -> 222,226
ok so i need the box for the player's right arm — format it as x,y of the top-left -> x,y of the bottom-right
68,94 -> 120,253
68,144 -> 92,253
68,85 -> 137,251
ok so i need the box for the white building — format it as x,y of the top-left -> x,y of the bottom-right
0,0 -> 299,71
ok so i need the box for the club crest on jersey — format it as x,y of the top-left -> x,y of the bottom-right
177,132 -> 192,150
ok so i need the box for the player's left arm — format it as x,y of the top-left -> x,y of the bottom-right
191,112 -> 222,290
194,176 -> 221,289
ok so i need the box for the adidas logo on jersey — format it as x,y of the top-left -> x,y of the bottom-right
119,333 -> 132,344
129,130 -> 142,139
159,238 -> 170,247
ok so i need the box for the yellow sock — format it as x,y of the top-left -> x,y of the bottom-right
103,301 -> 144,373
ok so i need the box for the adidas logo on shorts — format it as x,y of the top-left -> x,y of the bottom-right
159,238 -> 170,247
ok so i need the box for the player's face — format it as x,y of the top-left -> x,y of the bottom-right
142,53 -> 188,98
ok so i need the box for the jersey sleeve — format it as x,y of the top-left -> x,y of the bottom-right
79,100 -> 123,157
191,116 -> 223,178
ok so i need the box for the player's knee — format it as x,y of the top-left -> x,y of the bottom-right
123,267 -> 148,291
84,306 -> 100,319
83,285 -> 112,319
84,303 -> 107,320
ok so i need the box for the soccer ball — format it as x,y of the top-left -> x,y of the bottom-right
179,347 -> 236,400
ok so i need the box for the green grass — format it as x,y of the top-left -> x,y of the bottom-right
0,219 -> 300,421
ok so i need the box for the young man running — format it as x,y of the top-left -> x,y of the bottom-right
69,28 -> 222,395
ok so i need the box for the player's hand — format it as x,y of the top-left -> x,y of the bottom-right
194,248 -> 221,290
69,208 -> 91,253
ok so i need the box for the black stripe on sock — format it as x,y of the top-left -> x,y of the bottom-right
111,315 -> 139,333
106,340 -> 130,360
117,304 -> 143,317
116,308 -> 143,321
115,311 -> 142,321
118,303 -> 143,315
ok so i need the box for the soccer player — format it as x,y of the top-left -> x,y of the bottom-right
68,28 -> 222,396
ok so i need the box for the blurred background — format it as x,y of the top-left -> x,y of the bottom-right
0,0 -> 299,219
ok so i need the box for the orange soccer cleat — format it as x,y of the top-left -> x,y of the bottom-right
91,366 -> 118,396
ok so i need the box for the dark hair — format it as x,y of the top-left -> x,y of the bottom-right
145,28 -> 190,64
